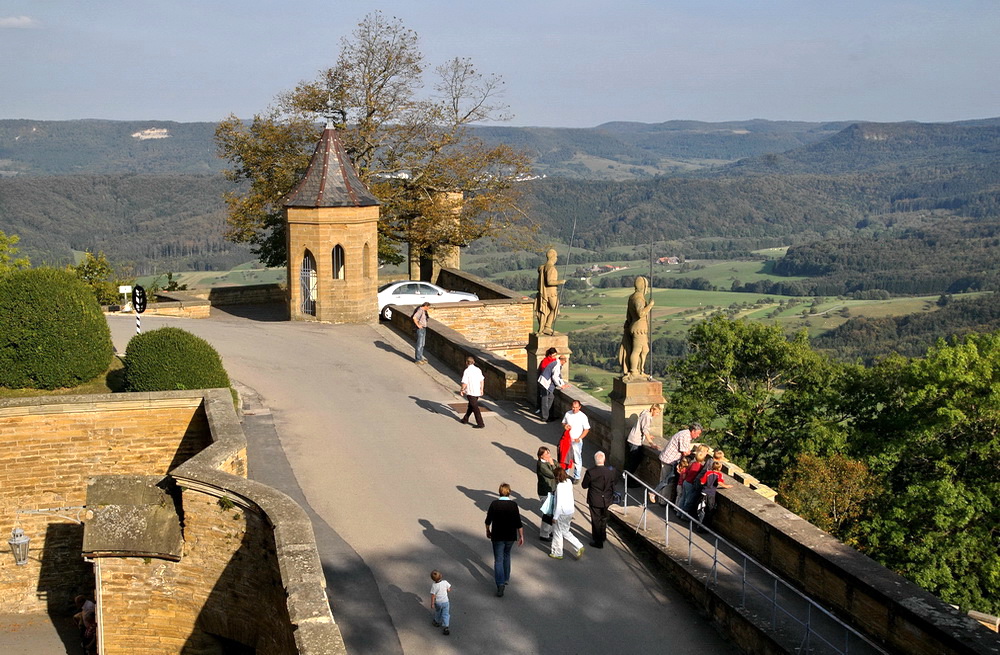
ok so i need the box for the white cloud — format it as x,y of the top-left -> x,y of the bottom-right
0,16 -> 39,29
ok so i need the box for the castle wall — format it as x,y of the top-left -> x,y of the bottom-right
0,394 -> 210,615
0,391 -> 342,655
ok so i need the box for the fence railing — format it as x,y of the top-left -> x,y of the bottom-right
621,470 -> 888,655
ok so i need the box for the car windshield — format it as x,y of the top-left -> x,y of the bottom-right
377,282 -> 398,292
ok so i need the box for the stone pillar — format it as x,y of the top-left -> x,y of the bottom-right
527,333 -> 571,408
609,377 -> 666,472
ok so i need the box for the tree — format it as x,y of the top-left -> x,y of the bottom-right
0,230 -> 30,274
844,333 -> 1000,613
665,315 -> 850,482
216,11 -> 533,271
70,251 -> 132,304
778,453 -> 877,542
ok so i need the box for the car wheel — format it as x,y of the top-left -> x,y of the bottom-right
381,306 -> 393,321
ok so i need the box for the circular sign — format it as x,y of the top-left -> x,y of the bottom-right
132,285 -> 147,314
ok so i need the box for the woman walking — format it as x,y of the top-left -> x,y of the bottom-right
549,468 -> 585,560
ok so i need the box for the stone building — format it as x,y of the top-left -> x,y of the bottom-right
284,117 -> 380,323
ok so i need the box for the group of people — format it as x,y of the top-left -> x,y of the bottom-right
649,422 -> 733,526
415,320 -> 735,637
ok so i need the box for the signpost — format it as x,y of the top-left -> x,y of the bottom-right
132,285 -> 147,334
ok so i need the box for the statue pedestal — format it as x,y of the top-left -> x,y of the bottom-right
609,377 -> 666,472
527,333 -> 571,408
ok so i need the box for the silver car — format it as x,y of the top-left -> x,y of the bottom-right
377,281 -> 479,320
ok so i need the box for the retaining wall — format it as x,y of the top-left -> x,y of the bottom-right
0,391 -> 343,655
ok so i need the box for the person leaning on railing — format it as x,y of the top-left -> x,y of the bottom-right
651,422 -> 701,505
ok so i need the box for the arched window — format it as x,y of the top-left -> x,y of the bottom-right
300,250 -> 317,316
332,245 -> 345,280
363,242 -> 371,279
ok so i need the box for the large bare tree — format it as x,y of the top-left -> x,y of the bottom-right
216,11 -> 533,271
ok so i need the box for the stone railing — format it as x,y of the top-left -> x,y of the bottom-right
387,308 -> 524,399
536,385 -> 995,653
709,482 -> 998,655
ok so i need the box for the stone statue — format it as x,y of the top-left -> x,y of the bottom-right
535,248 -> 565,335
617,276 -> 654,380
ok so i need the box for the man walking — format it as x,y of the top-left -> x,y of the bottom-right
652,422 -> 700,505
562,400 -> 591,481
459,356 -> 486,429
538,354 -> 568,421
485,483 -> 524,597
412,301 -> 431,363
582,451 -> 616,548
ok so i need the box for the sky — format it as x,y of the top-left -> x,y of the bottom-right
1,0 -> 998,127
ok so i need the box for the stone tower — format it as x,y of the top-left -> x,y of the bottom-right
284,114 -> 380,323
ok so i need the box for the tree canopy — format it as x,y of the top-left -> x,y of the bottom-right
663,316 -> 1000,613
0,229 -> 30,274
215,11 -> 533,268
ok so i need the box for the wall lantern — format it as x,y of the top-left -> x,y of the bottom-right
7,507 -> 85,566
8,527 -> 30,565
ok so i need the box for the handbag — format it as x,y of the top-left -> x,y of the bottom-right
540,492 -> 554,516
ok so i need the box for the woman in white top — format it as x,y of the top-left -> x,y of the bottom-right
549,467 -> 585,560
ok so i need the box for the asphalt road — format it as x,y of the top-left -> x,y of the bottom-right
107,308 -> 738,655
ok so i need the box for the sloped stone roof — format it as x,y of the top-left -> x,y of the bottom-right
284,127 -> 380,208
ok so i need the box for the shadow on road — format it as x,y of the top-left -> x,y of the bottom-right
491,441 -> 536,470
418,519 -> 490,584
374,339 -> 412,361
408,395 -> 455,416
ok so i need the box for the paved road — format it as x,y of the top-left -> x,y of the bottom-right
107,309 -> 739,655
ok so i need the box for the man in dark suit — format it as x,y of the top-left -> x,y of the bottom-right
581,450 -> 616,548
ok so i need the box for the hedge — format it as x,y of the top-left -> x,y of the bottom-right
0,268 -> 114,389
123,327 -> 230,392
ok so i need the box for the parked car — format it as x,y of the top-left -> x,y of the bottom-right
377,281 -> 479,320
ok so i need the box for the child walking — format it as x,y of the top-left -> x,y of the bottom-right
429,570 -> 451,636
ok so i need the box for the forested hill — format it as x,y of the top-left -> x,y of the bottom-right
0,117 -> 847,179
717,120 -> 1000,176
2,116 -> 999,281
525,120 -> 1000,297
0,174 -> 249,272
474,119 -> 848,178
0,120 -> 223,175
813,292 -> 1000,364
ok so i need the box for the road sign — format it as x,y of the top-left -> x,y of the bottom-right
132,286 -> 147,314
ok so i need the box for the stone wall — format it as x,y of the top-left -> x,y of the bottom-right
432,268 -> 534,368
189,283 -> 287,307
711,486 -> 999,655
388,309 -> 524,399
96,489 -> 299,654
0,393 -> 210,615
546,384 -> 997,653
0,391 -> 343,655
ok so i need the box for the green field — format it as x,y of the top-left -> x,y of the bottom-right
555,286 -> 951,342
136,255 -> 962,364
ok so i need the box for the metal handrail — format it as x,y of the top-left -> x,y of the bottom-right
621,470 -> 888,655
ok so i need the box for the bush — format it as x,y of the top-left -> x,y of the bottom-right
124,327 -> 230,392
0,268 -> 114,389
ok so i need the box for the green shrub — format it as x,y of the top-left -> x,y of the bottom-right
0,268 -> 114,389
124,327 -> 230,392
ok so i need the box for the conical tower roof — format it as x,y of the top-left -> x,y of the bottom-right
284,121 -> 380,209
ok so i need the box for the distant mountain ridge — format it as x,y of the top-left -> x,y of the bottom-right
0,117 -> 854,180
719,120 -> 1000,176
1,116 -> 999,282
